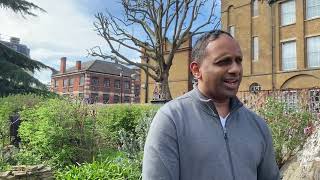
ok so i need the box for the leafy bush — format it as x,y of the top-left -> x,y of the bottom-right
0,94 -> 47,142
0,94 -> 48,170
258,97 -> 315,167
55,153 -> 141,180
17,98 -> 97,169
96,104 -> 159,150
118,109 -> 157,158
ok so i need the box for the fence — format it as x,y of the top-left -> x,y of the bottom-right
237,88 -> 320,115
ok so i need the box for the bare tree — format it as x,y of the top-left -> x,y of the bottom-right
90,0 -> 220,100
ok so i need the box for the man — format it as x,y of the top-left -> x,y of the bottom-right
142,30 -> 279,180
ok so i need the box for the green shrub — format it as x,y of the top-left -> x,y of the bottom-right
55,154 -> 142,180
0,94 -> 47,142
0,94 -> 48,170
96,104 -> 159,150
258,97 -> 315,167
118,109 -> 157,158
17,98 -> 97,169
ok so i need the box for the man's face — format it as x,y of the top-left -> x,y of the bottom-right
197,34 -> 243,101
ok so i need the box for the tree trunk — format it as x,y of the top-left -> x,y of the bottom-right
158,72 -> 172,101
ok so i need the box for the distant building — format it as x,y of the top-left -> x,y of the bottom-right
51,57 -> 141,104
0,36 -> 30,57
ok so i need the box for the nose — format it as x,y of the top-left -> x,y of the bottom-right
228,60 -> 242,75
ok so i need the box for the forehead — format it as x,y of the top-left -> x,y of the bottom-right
205,34 -> 242,58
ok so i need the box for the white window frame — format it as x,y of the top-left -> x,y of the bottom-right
252,0 -> 259,17
281,0 -> 296,26
281,90 -> 298,111
252,36 -> 259,61
307,36 -> 320,68
229,26 -> 235,37
124,81 -> 130,90
91,77 -> 99,86
309,89 -> 320,113
104,78 -> 110,87
281,41 -> 297,71
79,75 -> 84,86
63,78 -> 68,87
69,78 -> 74,86
114,80 -> 121,89
306,0 -> 320,20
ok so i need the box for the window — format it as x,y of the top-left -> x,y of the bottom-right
53,79 -> 57,87
282,41 -> 297,71
79,75 -> 84,85
113,95 -> 120,103
78,93 -> 84,99
69,78 -> 74,86
90,93 -> 99,103
134,85 -> 140,97
307,36 -> 320,68
252,37 -> 259,61
91,77 -> 99,86
306,0 -> 320,19
124,96 -> 130,103
281,90 -> 298,111
249,83 -> 261,93
114,80 -> 121,89
309,89 -> 320,113
281,0 -> 296,26
124,81 -> 130,90
252,0 -> 259,17
104,78 -> 110,87
228,26 -> 235,37
63,79 -> 68,87
103,94 -> 110,104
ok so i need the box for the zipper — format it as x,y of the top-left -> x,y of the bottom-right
221,105 -> 241,180
223,127 -> 236,180
207,100 -> 242,180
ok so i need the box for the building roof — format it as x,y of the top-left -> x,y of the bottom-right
53,60 -> 137,77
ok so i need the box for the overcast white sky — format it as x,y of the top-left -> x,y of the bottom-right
0,0 -> 220,84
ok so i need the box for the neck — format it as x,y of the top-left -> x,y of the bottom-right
212,100 -> 230,118
197,85 -> 231,117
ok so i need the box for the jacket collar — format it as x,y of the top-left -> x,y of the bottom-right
189,85 -> 243,117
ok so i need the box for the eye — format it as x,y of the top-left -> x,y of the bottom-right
236,57 -> 243,64
215,58 -> 232,66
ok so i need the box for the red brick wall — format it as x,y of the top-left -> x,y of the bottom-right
52,72 -> 140,104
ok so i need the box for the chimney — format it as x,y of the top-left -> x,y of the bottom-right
60,57 -> 67,73
76,61 -> 81,70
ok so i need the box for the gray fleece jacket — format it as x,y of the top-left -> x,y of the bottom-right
142,87 -> 280,180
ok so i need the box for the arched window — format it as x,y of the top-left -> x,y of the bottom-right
249,83 -> 261,93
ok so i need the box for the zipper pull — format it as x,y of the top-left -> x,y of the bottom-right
223,128 -> 228,140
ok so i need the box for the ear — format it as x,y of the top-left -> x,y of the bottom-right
190,61 -> 201,80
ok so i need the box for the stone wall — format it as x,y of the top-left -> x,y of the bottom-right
0,165 -> 53,180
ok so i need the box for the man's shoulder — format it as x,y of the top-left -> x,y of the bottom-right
239,106 -> 262,119
239,106 -> 271,136
158,91 -> 194,116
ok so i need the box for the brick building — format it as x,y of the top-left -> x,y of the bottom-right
221,0 -> 320,92
51,57 -> 140,104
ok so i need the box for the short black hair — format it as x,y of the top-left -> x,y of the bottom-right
192,30 -> 233,64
